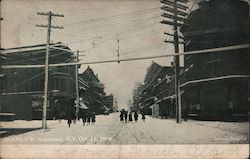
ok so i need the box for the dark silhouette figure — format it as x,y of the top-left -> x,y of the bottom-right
142,113 -> 145,122
124,111 -> 128,123
134,111 -> 138,123
67,114 -> 72,128
120,111 -> 124,123
128,112 -> 133,122
86,112 -> 91,126
91,112 -> 96,125
77,111 -> 81,121
183,107 -> 188,121
82,112 -> 87,126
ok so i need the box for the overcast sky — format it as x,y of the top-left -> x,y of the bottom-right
1,0 -> 191,109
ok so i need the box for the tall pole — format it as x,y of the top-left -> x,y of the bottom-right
36,11 -> 64,129
173,0 -> 181,123
42,12 -> 51,130
117,39 -> 120,64
75,50 -> 80,119
160,0 -> 188,123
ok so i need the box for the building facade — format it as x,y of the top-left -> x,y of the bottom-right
132,82 -> 144,112
78,66 -> 112,115
134,61 -> 175,116
180,0 -> 250,120
1,43 -> 76,120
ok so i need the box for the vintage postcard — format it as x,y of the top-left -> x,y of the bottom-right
0,0 -> 249,158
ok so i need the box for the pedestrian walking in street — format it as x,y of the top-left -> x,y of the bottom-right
82,112 -> 87,126
67,114 -> 72,128
72,112 -> 76,124
128,112 -> 133,122
134,111 -> 138,123
59,111 -> 64,123
67,119 -> 72,128
124,111 -> 128,123
77,110 -> 81,121
86,112 -> 91,126
183,107 -> 188,121
91,112 -> 96,125
120,111 -> 124,123
142,112 -> 145,122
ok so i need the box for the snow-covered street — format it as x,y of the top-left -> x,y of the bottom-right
0,113 -> 249,144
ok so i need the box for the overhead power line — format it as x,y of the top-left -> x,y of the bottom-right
64,7 -> 160,26
2,44 -> 249,69
5,56 -> 75,93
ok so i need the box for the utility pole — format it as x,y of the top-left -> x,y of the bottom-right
36,11 -> 64,129
160,0 -> 188,123
117,39 -> 120,64
75,50 -> 80,119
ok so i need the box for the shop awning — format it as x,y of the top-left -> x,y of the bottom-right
156,95 -> 175,104
76,102 -> 89,109
79,86 -> 86,90
95,100 -> 109,111
0,74 -> 5,78
102,105 -> 109,111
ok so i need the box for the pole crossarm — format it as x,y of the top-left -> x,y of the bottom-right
2,44 -> 249,69
164,32 -> 184,39
162,13 -> 186,22
165,40 -> 185,44
161,20 -> 185,27
161,6 -> 188,17
37,12 -> 64,17
160,0 -> 188,10
36,24 -> 64,29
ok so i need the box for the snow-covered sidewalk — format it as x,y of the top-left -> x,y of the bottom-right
0,113 -> 248,144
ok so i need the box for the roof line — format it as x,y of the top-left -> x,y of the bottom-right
181,75 -> 249,87
1,43 -> 69,54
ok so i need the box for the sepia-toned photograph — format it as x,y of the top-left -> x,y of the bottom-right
0,0 -> 249,158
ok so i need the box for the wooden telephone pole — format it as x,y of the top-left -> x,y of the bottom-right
75,50 -> 80,120
36,11 -> 64,129
160,0 -> 188,123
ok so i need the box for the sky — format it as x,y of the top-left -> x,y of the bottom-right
1,0 -> 192,109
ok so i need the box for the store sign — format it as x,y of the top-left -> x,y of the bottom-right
196,104 -> 200,110
228,102 -> 233,109
32,95 -> 49,111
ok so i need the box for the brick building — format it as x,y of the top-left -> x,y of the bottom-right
78,66 -> 112,115
180,0 -> 250,120
1,43 -> 76,120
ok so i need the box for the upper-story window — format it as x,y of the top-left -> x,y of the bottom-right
203,58 -> 220,77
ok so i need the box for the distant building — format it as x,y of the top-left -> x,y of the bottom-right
78,66 -> 109,115
136,61 -> 176,116
103,94 -> 114,113
152,72 -> 176,118
112,97 -> 118,112
132,82 -> 144,111
1,43 -> 76,120
0,52 -> 7,118
180,0 -> 250,120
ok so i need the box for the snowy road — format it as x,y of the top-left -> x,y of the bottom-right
0,113 -> 249,144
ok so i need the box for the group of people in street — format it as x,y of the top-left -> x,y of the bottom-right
65,110 -> 96,128
79,110 -> 96,126
119,109 -> 145,123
